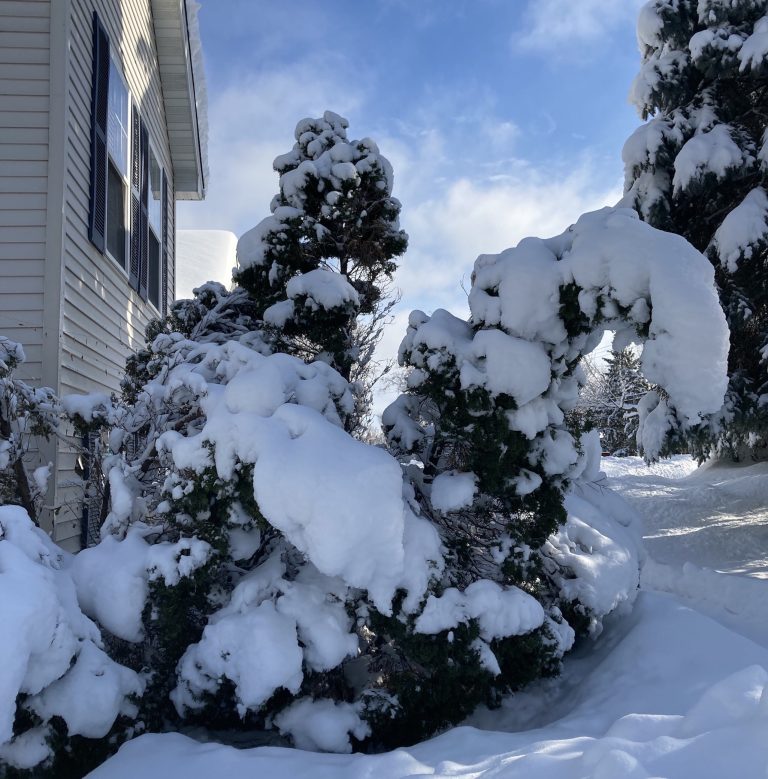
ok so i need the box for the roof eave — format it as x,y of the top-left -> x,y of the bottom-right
151,0 -> 206,201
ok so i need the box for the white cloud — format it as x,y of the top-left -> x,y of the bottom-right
177,52 -> 625,423
369,125 -> 622,419
380,122 -> 622,316
516,0 -> 644,55
400,172 -> 620,305
177,60 -> 363,235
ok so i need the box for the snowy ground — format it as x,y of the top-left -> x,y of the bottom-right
91,456 -> 768,778
603,455 -> 768,577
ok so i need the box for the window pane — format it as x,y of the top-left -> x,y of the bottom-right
148,229 -> 161,308
106,161 -> 126,267
107,60 -> 129,177
148,151 -> 162,233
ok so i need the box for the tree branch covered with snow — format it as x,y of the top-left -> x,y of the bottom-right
623,0 -> 768,457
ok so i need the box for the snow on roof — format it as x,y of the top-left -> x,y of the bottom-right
176,230 -> 237,299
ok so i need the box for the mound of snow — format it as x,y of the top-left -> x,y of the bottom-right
89,592 -> 768,779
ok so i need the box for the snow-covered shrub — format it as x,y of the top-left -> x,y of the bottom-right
69,207 -> 728,753
0,505 -> 142,775
71,283 -> 446,749
234,111 -> 408,432
623,0 -> 768,457
379,207 -> 727,742
0,338 -> 59,521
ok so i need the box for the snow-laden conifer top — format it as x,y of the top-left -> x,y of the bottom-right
236,111 -> 397,273
396,207 -> 728,462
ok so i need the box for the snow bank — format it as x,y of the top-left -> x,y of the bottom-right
89,592 -> 768,779
604,456 -> 768,581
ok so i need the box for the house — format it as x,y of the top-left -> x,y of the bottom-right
176,229 -> 236,298
0,0 -> 207,550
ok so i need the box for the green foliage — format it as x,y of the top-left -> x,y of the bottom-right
139,562 -> 223,729
362,609 -> 561,750
0,710 -> 140,779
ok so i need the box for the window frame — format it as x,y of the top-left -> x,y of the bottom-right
104,56 -> 131,274
89,12 -> 171,316
146,140 -> 164,313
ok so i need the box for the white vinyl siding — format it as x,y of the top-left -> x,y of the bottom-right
0,0 -> 50,387
52,0 -> 176,549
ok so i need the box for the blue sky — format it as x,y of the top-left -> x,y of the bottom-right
178,0 -> 647,404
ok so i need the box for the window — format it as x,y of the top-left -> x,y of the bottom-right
105,59 -> 129,268
88,13 -> 171,314
105,162 -> 126,265
107,61 -> 129,176
148,149 -> 163,309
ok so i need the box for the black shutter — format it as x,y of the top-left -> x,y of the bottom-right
129,104 -> 141,291
161,170 -> 169,316
88,13 -> 109,252
139,120 -> 149,301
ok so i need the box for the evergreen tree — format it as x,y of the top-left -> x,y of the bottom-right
623,0 -> 768,457
382,207 -> 728,743
577,348 -> 651,456
234,111 -> 407,432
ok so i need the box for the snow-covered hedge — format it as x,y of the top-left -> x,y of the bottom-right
50,293 -> 611,753
0,337 -> 60,521
234,111 -> 407,432
387,207 -> 728,465
0,200 -> 730,766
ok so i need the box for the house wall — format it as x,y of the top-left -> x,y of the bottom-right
52,0 -> 176,549
0,0 -> 51,387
